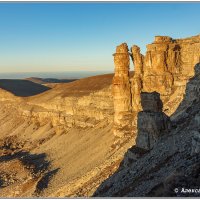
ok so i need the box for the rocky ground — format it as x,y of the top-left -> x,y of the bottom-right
0,136 -> 53,197
94,63 -> 200,197
0,73 -> 135,197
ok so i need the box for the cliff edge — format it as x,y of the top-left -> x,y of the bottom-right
94,63 -> 200,197
113,34 -> 200,138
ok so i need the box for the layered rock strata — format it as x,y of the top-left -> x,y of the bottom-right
0,74 -> 131,197
171,63 -> 200,122
130,45 -> 143,112
0,86 -> 114,135
112,34 -> 200,137
134,35 -> 200,106
0,73 -> 117,135
94,63 -> 200,197
136,92 -> 171,150
112,43 -> 132,137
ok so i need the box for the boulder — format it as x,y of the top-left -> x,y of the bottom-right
136,92 -> 171,150
140,92 -> 163,112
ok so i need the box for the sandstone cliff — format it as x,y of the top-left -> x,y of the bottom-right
94,63 -> 200,197
136,35 -> 200,113
112,43 -> 132,137
136,92 -> 171,150
113,34 -> 200,137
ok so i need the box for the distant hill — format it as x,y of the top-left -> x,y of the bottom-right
26,77 -> 77,85
0,79 -> 51,97
27,73 -> 115,102
0,72 -> 134,98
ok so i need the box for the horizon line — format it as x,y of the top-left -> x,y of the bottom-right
0,70 -> 113,74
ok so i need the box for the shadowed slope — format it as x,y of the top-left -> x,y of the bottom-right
93,64 -> 200,197
0,79 -> 51,97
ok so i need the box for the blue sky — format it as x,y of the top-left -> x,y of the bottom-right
0,2 -> 199,73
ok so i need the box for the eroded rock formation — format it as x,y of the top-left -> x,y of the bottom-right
112,34 -> 200,137
136,92 -> 171,150
112,43 -> 132,137
130,45 -> 143,112
136,35 -> 200,105
171,63 -> 200,122
94,63 -> 200,197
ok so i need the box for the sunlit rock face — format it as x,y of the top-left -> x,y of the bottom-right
112,43 -> 132,137
139,35 -> 200,113
131,45 -> 143,112
112,35 -> 200,137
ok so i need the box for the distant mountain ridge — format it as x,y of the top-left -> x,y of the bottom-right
26,77 -> 77,84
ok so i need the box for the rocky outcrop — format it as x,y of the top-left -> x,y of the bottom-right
0,73 -> 133,198
171,62 -> 200,122
119,92 -> 171,168
0,74 -> 115,135
22,87 -> 113,132
94,63 -> 200,197
130,45 -> 143,112
112,43 -> 132,137
112,34 -> 200,137
136,92 -> 171,150
133,34 -> 200,114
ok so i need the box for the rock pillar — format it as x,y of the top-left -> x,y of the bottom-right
136,92 -> 171,150
131,45 -> 144,113
112,43 -> 132,137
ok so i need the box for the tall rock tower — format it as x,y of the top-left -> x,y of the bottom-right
112,43 -> 132,137
112,34 -> 200,139
130,45 -> 144,113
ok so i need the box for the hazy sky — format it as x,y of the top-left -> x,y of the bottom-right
0,2 -> 199,73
